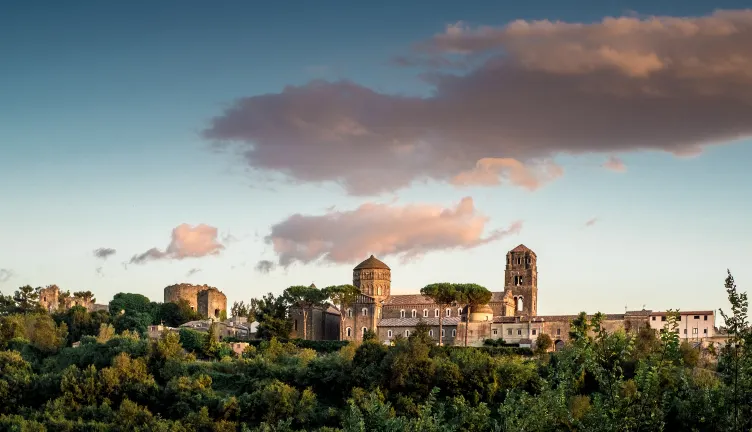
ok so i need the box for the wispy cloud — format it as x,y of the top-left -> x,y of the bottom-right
0,269 -> 13,283
93,247 -> 117,260
603,156 -> 627,173
584,218 -> 599,227
186,268 -> 202,277
255,260 -> 276,273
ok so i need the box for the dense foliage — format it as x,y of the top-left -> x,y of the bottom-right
0,271 -> 746,431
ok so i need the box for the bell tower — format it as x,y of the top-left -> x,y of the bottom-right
504,244 -> 538,317
352,255 -> 391,303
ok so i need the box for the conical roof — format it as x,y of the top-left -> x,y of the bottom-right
354,255 -> 390,270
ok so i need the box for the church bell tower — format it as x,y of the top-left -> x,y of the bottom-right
504,244 -> 538,317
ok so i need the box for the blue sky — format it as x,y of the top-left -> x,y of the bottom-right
1,1 -> 750,319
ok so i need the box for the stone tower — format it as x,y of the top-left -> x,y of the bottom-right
504,244 -> 538,317
352,255 -> 391,302
198,288 -> 227,320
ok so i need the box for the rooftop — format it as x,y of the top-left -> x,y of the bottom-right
354,255 -> 391,270
509,244 -> 536,256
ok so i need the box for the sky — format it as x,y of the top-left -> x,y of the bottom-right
1,1 -> 751,320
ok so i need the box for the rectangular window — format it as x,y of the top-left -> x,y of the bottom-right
703,328 -> 708,334
683,329 -> 687,334
446,309 -> 451,317
692,328 -> 698,334
694,315 -> 700,320
423,310 -> 428,318
661,316 -> 666,322
532,329 -> 537,335
493,329 -> 498,335
677,316 -> 681,321
704,315 -> 708,321
441,329 -> 445,337
388,330 -> 392,337
452,329 -> 456,337
651,316 -> 656,321
517,329 -> 522,336
507,329 -> 512,336
556,328 -> 561,336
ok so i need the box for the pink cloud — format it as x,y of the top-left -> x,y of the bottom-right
451,158 -> 563,190
204,10 -> 752,196
130,224 -> 226,264
584,218 -> 598,227
265,197 -> 521,267
603,156 -> 627,173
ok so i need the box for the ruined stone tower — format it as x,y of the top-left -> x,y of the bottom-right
164,283 -> 227,320
352,255 -> 391,302
504,244 -> 538,317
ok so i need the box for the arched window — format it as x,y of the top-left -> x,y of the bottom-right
377,309 -> 381,318
405,330 -> 410,337
377,286 -> 382,296
434,309 -> 439,317
423,309 -> 428,318
387,330 -> 393,338
458,307 -> 462,316
411,309 -> 417,318
452,329 -> 457,337
446,308 -> 451,317
400,309 -> 406,318
362,308 -> 368,316
519,276 -> 524,285
346,327 -> 352,337
441,329 -> 445,337
294,320 -> 298,331
347,308 -> 353,318
429,330 -> 433,337
362,327 -> 367,336
516,297 -> 524,311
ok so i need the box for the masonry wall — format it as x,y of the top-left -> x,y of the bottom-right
198,288 -> 227,319
164,284 -> 204,311
38,286 -> 59,312
377,325 -> 459,345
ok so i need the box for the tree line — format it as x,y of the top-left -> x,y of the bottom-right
0,271 -> 748,430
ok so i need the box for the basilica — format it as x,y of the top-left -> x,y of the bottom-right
289,245 -> 717,348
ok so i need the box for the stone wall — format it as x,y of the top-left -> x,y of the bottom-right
164,283 -> 207,311
38,286 -> 59,312
198,288 -> 227,319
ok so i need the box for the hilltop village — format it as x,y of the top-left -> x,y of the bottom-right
29,244 -> 723,351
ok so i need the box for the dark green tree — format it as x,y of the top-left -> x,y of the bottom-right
13,285 -> 43,314
255,293 -> 293,340
420,283 -> 459,346
454,283 -> 492,347
325,284 -> 362,341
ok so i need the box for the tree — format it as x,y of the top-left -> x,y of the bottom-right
230,299 -> 258,322
13,285 -> 42,314
420,283 -> 459,347
203,322 -> 221,359
719,269 -> 752,431
255,293 -> 293,340
325,284 -> 362,341
73,291 -> 96,304
0,292 -> 14,315
283,285 -> 328,340
535,333 -> 553,355
454,283 -> 492,347
109,293 -> 153,316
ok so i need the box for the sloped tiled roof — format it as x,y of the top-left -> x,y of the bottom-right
378,317 -> 461,327
354,255 -> 390,270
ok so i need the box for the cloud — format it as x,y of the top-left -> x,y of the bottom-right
186,268 -> 202,277
130,224 -> 226,264
584,218 -> 599,227
204,10 -> 752,195
451,158 -> 563,190
255,260 -> 276,273
93,247 -> 117,260
0,269 -> 13,283
265,196 -> 521,266
603,156 -> 627,172
95,267 -> 104,277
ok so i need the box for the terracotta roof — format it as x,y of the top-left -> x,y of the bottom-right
325,305 -> 340,315
378,317 -> 461,327
384,294 -> 438,305
510,244 -> 536,255
354,255 -> 390,270
489,292 -> 508,302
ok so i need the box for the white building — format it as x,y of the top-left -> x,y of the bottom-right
648,310 -> 716,340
